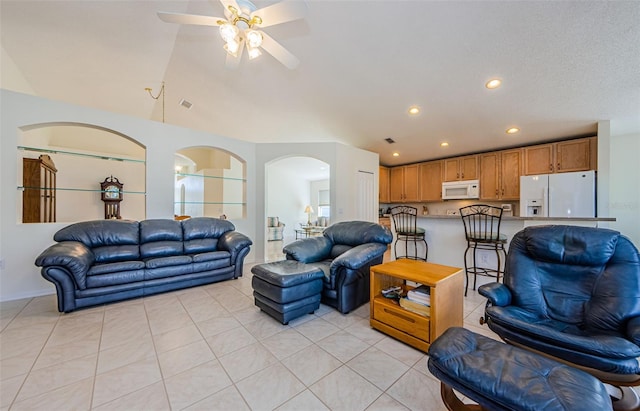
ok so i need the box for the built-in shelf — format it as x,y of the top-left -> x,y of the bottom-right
17,186 -> 146,195
174,201 -> 246,205
175,172 -> 246,182
18,146 -> 145,164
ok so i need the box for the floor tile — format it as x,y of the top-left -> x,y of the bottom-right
152,323 -> 204,354
310,366 -> 382,411
157,340 -> 215,378
260,328 -> 312,360
196,315 -> 241,338
10,376 -> 93,411
347,346 -> 410,391
386,368 -> 446,411
164,360 -> 232,410
205,326 -> 257,357
244,316 -> 289,340
92,356 -> 162,407
218,342 -> 278,382
293,317 -> 339,342
365,393 -> 410,411
0,373 -> 26,408
374,336 -> 425,367
281,345 -> 343,386
34,335 -> 100,370
235,362 -> 305,410
93,381 -> 170,411
16,354 -> 97,402
344,318 -> 386,345
276,389 -> 330,411
183,385 -> 250,411
317,330 -> 368,363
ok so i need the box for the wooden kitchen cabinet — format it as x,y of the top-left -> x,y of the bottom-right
379,166 -> 390,203
419,160 -> 443,202
524,137 -> 593,175
480,149 -> 522,201
443,155 -> 478,181
390,164 -> 419,202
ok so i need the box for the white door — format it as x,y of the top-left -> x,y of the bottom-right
356,170 -> 375,222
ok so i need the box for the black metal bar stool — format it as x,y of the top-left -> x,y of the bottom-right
390,205 -> 428,261
459,204 -> 506,296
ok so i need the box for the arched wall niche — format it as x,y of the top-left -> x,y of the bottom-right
174,146 -> 246,220
17,122 -> 146,223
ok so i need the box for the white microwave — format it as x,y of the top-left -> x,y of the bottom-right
442,180 -> 480,200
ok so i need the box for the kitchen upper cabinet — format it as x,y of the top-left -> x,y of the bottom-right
480,149 -> 523,201
443,155 -> 478,181
524,137 -> 594,175
419,161 -> 443,202
390,164 -> 419,202
379,166 -> 390,203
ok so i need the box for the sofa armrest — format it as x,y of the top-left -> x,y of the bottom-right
283,237 -> 332,263
218,231 -> 253,262
627,317 -> 640,346
35,241 -> 94,290
331,243 -> 387,271
478,283 -> 512,307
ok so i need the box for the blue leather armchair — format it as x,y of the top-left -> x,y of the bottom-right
283,220 -> 392,314
479,225 -> 640,410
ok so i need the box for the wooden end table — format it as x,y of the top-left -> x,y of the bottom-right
370,259 -> 463,352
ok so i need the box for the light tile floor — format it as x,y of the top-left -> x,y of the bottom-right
1,260 -> 495,411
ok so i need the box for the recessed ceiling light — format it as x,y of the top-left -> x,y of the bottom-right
506,127 -> 520,134
392,152 -> 400,157
485,79 -> 502,89
408,106 -> 420,115
440,142 -> 449,147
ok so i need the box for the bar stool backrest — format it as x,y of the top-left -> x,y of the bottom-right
459,205 -> 503,242
390,206 -> 418,234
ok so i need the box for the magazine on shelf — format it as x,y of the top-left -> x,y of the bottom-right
399,297 -> 430,317
407,285 -> 431,305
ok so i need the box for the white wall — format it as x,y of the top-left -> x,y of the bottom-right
608,132 -> 640,246
1,90 -> 257,301
266,163 -> 311,236
1,90 -> 381,301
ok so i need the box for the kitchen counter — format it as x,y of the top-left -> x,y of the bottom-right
387,214 -> 617,292
416,215 -> 616,222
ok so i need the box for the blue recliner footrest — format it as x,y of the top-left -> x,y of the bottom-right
427,327 -> 612,411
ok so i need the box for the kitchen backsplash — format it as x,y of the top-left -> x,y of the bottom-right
380,200 -> 519,217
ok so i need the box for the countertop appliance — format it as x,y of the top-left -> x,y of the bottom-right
520,171 -> 595,218
442,180 -> 480,200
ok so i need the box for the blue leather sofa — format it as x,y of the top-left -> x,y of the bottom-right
479,225 -> 640,409
36,217 -> 252,312
283,220 -> 392,314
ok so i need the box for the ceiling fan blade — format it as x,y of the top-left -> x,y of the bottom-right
251,0 -> 307,28
157,11 -> 224,26
260,31 -> 299,69
225,40 -> 245,70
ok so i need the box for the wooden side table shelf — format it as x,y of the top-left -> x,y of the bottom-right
370,259 -> 463,352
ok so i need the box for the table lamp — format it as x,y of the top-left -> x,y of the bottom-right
304,205 -> 314,226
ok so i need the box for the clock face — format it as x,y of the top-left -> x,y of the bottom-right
105,185 -> 120,199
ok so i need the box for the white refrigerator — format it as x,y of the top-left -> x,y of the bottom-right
520,170 -> 596,218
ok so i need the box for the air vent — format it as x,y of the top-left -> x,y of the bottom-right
385,138 -> 395,144
179,99 -> 193,109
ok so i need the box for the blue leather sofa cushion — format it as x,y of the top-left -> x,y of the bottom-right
324,220 -> 392,246
54,220 -> 140,263
140,220 -> 183,258
183,217 -> 234,253
86,269 -> 145,288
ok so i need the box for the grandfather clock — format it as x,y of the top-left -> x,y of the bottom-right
100,176 -> 123,219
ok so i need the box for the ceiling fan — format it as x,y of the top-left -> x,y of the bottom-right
158,0 -> 307,70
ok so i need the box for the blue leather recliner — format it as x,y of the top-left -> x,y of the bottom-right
283,220 -> 392,314
479,225 -> 640,410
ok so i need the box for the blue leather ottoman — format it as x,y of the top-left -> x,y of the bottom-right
427,327 -> 613,411
251,260 -> 324,325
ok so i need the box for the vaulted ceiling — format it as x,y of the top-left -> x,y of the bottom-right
2,0 -> 639,166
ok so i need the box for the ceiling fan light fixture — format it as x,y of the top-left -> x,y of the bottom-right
247,46 -> 262,60
246,30 -> 263,48
219,23 -> 239,43
224,39 -> 240,56
486,79 -> 502,89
